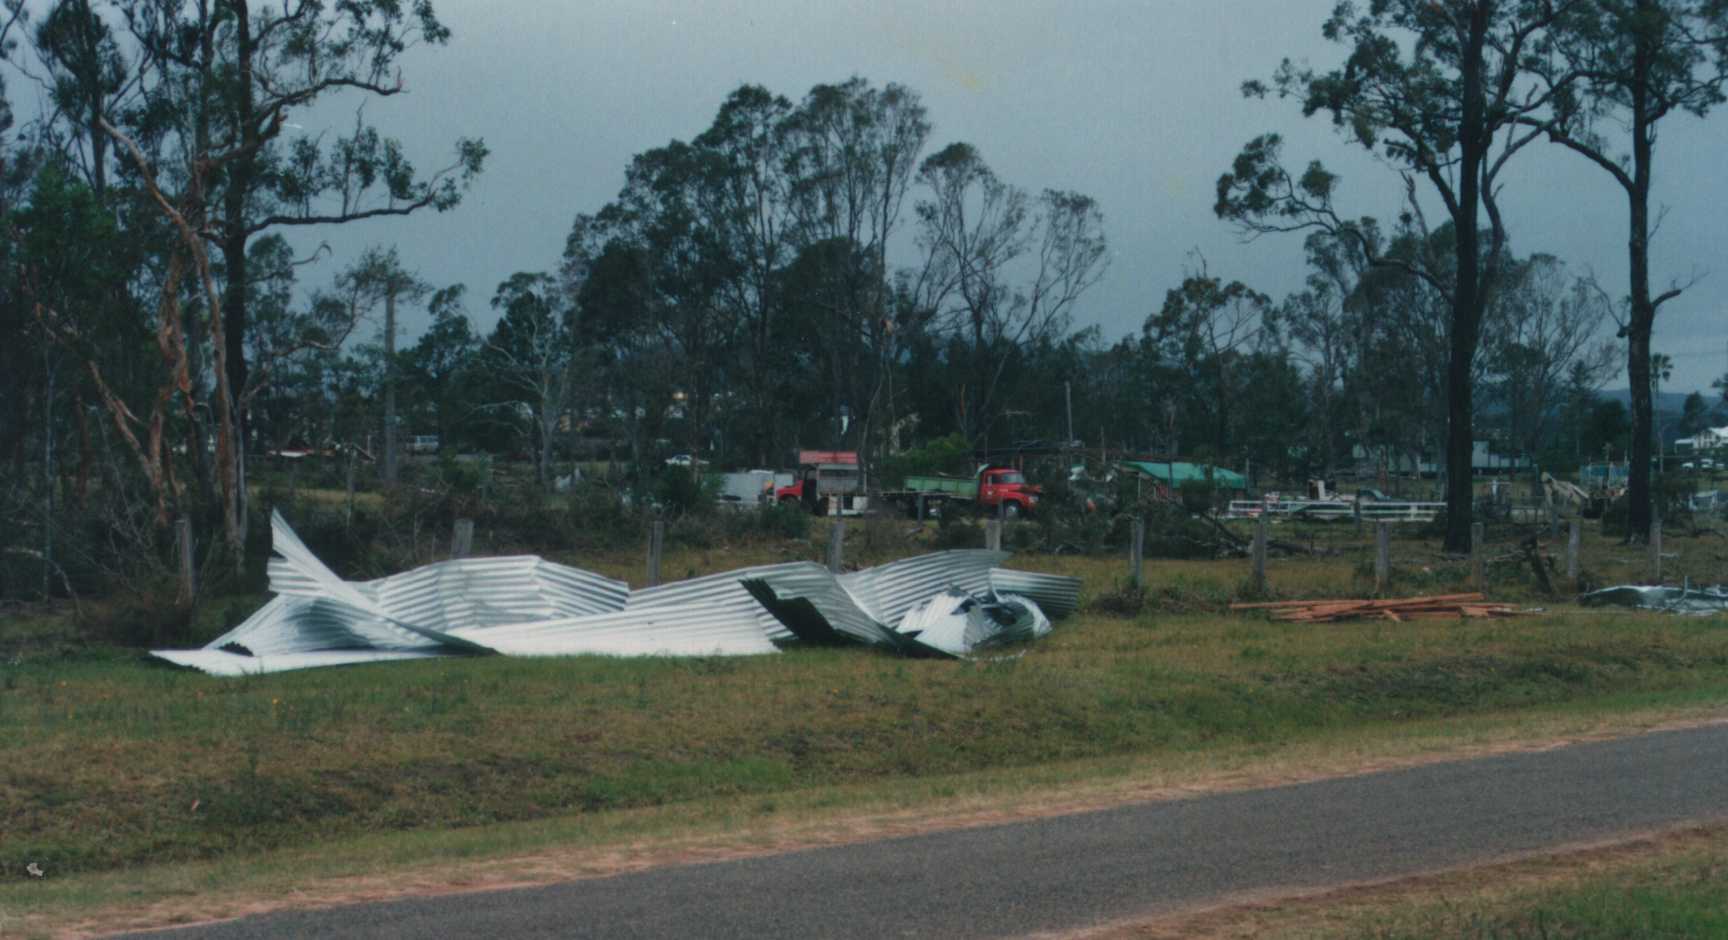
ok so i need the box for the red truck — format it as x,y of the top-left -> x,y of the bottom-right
881,465 -> 1042,518
776,451 -> 870,516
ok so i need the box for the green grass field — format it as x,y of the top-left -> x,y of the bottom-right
4,517 -> 1728,935
1302,828 -> 1728,939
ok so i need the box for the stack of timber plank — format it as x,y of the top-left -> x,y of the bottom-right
1229,593 -> 1525,623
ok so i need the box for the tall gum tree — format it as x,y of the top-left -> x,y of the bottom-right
102,0 -> 486,563
1527,0 -> 1728,540
1216,0 -> 1579,553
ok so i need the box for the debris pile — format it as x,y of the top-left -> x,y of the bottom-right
1230,593 -> 1526,623
152,512 -> 1081,675
1580,583 -> 1728,615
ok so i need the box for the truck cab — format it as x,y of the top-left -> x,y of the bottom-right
977,466 -> 1040,517
775,451 -> 870,516
891,464 -> 1042,517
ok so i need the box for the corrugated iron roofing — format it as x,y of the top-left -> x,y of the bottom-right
368,555 -> 629,635
152,648 -> 450,676
988,569 -> 1082,619
155,513 -> 1070,675
202,596 -> 446,656
447,604 -> 779,657
744,566 -> 901,647
839,550 -> 1008,625
628,561 -> 820,642
893,590 -> 1052,657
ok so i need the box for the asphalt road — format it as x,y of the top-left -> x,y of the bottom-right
143,724 -> 1728,939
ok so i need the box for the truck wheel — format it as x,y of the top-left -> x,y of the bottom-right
1003,502 -> 1022,519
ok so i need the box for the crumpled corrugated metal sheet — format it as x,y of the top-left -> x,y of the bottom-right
202,595 -> 446,657
152,649 -> 449,676
627,561 -> 817,642
838,550 -> 1008,626
740,554 -> 1067,658
160,512 -> 764,675
1579,583 -> 1728,615
154,513 -> 1074,675
987,569 -> 1082,619
447,604 -> 779,657
739,576 -> 912,650
895,590 -> 1053,657
266,511 -> 630,635
259,512 -> 495,654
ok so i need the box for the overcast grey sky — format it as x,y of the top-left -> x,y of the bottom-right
283,0 -> 1727,394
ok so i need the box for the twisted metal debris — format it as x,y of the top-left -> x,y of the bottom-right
151,511 -> 1082,674
1579,582 -> 1728,615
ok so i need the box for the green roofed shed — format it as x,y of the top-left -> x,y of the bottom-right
1120,460 -> 1248,490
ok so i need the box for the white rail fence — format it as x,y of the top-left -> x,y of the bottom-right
1225,499 -> 1446,523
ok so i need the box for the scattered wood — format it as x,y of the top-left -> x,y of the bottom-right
1229,592 -> 1530,623
1520,535 -> 1557,597
1192,509 -> 1340,558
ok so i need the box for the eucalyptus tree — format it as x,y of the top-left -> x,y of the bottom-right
782,77 -> 930,463
1530,0 -> 1728,538
1216,0 -> 1578,551
482,273 -> 575,491
913,142 -> 1107,444
30,0 -> 129,196
592,140 -> 735,463
1143,263 -> 1274,461
1283,230 -> 1375,478
565,218 -> 668,472
692,85 -> 798,464
81,0 -> 486,562
1485,255 -> 1619,467
400,285 -> 479,451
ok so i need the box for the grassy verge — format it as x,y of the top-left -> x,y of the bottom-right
6,585 -> 1728,879
5,525 -> 1728,934
6,698 -> 1725,937
1228,825 -> 1728,939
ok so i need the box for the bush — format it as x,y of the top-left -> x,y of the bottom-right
655,466 -> 719,516
78,589 -> 197,648
1090,580 -> 1145,617
933,512 -> 982,549
1178,479 -> 1218,514
753,501 -> 810,540
877,433 -> 974,485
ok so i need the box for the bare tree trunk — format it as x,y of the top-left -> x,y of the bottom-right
1442,4 -> 1489,556
1624,51 -> 1657,543
42,344 -> 55,599
383,284 -> 399,485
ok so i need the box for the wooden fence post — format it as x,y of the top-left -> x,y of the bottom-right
828,518 -> 846,573
985,519 -> 1003,552
345,449 -> 357,527
1649,518 -> 1663,583
1567,518 -> 1581,587
175,517 -> 195,605
450,518 -> 474,560
647,520 -> 665,587
1374,522 -> 1391,595
1130,515 -> 1145,588
1470,522 -> 1486,591
1251,515 -> 1268,595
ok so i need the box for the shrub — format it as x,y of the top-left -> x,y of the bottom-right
78,588 -> 197,648
655,466 -> 719,516
1178,479 -> 1218,514
877,433 -> 974,485
754,501 -> 810,540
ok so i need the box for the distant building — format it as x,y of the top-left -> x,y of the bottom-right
1350,441 -> 1530,477
1675,426 -> 1728,452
